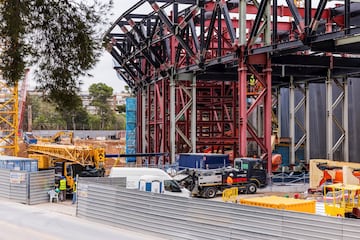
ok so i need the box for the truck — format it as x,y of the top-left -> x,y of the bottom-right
175,157 -> 267,198
109,167 -> 191,197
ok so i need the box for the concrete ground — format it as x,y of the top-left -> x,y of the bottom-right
32,199 -> 76,216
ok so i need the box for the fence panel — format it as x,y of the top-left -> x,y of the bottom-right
9,171 -> 28,204
0,169 -> 10,198
79,177 -> 126,187
29,170 -> 55,205
77,181 -> 360,240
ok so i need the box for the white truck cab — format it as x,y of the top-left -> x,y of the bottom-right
109,167 -> 190,198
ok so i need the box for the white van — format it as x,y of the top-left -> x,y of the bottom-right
109,167 -> 190,197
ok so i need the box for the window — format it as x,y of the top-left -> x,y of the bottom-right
164,180 -> 181,192
234,161 -> 242,170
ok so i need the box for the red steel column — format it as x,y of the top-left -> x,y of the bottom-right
264,56 -> 272,174
238,47 -> 248,157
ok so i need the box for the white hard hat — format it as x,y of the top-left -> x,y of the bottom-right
229,173 -> 234,177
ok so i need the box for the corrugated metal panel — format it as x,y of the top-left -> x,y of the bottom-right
79,177 -> 126,187
0,157 -> 38,172
77,181 -> 360,240
343,219 -> 360,240
0,168 -> 10,198
29,170 -> 55,205
9,170 -> 28,204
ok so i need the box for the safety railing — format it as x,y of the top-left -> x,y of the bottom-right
222,187 -> 238,203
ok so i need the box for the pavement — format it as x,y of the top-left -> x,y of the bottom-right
31,199 -> 77,216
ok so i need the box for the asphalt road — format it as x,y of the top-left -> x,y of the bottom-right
0,199 -> 167,240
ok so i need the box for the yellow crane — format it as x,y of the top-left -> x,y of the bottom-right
27,143 -> 106,192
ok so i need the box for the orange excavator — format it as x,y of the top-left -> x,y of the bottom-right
309,159 -> 360,192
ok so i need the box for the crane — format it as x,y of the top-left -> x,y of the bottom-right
27,143 -> 106,192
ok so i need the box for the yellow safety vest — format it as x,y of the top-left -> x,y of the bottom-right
73,182 -> 77,193
59,179 -> 66,190
249,75 -> 256,86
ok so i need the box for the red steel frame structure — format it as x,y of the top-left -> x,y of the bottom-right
106,0 -> 360,173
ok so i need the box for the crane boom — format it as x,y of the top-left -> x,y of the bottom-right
27,144 -> 105,168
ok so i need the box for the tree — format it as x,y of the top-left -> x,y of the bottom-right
0,0 -> 113,109
116,104 -> 126,114
89,83 -> 114,129
25,94 -> 67,130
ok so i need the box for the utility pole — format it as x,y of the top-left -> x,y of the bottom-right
27,105 -> 32,132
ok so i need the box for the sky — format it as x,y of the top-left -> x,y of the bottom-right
77,1 -> 135,93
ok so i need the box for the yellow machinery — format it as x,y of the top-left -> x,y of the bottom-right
0,81 -> 19,156
309,159 -> 360,190
324,183 -> 360,218
0,69 -> 29,156
240,196 -> 316,214
27,143 -> 106,192
36,131 -> 74,144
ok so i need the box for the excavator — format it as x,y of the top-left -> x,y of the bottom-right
23,131 -> 74,145
35,131 -> 74,144
309,159 -> 360,192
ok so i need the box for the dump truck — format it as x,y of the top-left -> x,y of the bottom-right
175,157 -> 267,198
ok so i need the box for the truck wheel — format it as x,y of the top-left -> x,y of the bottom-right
205,187 -> 217,198
247,183 -> 257,194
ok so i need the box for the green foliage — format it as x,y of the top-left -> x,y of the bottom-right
24,82 -> 126,131
0,0 -> 27,86
26,94 -> 67,130
116,104 -> 126,113
88,83 -> 115,129
89,83 -> 114,104
0,0 -> 113,106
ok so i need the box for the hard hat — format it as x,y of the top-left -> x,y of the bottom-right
229,173 -> 234,177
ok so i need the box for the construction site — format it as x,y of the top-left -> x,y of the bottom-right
1,0 -> 360,239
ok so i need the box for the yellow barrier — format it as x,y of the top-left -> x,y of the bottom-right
222,187 -> 238,203
240,196 -> 316,214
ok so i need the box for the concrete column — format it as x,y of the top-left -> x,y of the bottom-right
343,77 -> 349,162
305,83 -> 310,163
289,77 -> 295,165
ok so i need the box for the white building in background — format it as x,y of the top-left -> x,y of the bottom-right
79,91 -> 131,114
114,92 -> 131,106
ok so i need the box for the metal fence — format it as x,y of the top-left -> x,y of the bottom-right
29,170 -> 55,205
77,181 -> 360,240
0,168 -> 54,204
78,177 -> 126,187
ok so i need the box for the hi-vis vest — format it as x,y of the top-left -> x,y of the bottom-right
59,179 -> 66,190
249,75 -> 256,86
73,182 -> 77,193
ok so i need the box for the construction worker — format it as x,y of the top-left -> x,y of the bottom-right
72,178 -> 77,204
59,176 -> 67,202
227,173 -> 234,186
249,75 -> 256,93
